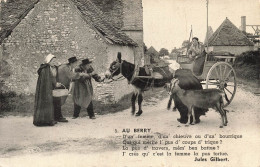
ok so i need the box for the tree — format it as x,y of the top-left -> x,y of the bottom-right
182,40 -> 191,48
143,42 -> 148,54
159,48 -> 169,57
171,47 -> 178,54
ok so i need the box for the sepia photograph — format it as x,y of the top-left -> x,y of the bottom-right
0,0 -> 259,166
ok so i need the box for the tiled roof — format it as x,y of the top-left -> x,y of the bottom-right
208,18 -> 254,46
0,0 -> 138,46
0,0 -> 39,45
204,26 -> 213,44
70,0 -> 137,46
90,0 -> 124,30
147,46 -> 159,56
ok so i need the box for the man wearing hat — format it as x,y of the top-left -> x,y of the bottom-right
72,58 -> 104,119
54,56 -> 88,122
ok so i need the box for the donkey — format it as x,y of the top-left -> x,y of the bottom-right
105,53 -> 173,116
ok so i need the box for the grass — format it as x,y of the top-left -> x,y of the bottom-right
0,91 -> 34,116
0,87 -> 169,117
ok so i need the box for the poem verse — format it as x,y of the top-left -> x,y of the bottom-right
115,128 -> 243,162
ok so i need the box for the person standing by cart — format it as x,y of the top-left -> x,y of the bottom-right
72,58 -> 104,119
188,37 -> 206,75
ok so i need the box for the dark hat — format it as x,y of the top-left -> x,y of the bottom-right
192,37 -> 199,41
68,57 -> 78,64
82,58 -> 92,65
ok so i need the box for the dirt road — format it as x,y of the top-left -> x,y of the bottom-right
0,87 -> 260,167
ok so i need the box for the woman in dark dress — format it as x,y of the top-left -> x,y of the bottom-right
33,54 -> 61,126
188,37 -> 206,76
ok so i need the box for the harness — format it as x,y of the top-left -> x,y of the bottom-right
106,60 -> 169,90
103,61 -> 127,83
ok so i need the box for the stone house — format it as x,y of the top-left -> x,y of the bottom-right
145,46 -> 158,64
0,0 -> 143,103
207,18 -> 254,55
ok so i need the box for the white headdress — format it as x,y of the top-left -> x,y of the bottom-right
45,54 -> 56,63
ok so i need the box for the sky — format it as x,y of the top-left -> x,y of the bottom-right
142,0 -> 260,51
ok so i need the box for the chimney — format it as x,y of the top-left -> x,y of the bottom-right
241,16 -> 246,32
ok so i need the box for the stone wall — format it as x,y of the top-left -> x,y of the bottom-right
94,45 -> 135,103
0,0 -> 141,104
122,0 -> 143,31
122,0 -> 144,66
90,0 -> 144,65
0,45 -> 2,60
1,0 -> 108,94
124,31 -> 144,65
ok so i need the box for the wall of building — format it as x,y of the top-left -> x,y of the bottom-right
122,0 -> 144,66
1,0 -> 142,106
1,0 -> 108,94
208,46 -> 254,55
0,45 -> 2,60
124,31 -> 144,65
90,0 -> 144,66
94,45 -> 135,103
122,0 -> 143,31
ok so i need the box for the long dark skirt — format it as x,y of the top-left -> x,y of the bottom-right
193,56 -> 205,76
33,64 -> 55,126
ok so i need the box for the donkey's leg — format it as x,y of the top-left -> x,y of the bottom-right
131,93 -> 137,115
185,107 -> 192,127
224,109 -> 228,124
216,104 -> 225,128
167,95 -> 172,110
191,106 -> 196,125
222,107 -> 228,126
136,92 -> 143,116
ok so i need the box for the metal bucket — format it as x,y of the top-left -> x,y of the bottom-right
52,84 -> 69,97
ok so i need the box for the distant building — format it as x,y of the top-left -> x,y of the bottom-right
144,46 -> 159,65
204,26 -> 213,44
207,18 -> 254,55
144,46 -> 168,66
147,46 -> 159,56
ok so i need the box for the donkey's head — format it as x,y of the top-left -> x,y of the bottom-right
105,52 -> 122,79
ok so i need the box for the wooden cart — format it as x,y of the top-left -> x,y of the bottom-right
177,51 -> 237,106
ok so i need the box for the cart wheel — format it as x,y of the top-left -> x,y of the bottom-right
206,62 -> 237,107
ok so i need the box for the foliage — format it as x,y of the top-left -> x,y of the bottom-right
181,40 -> 191,48
0,91 -> 34,116
171,47 -> 178,54
143,42 -> 148,54
234,51 -> 260,80
234,51 -> 260,66
159,48 -> 169,57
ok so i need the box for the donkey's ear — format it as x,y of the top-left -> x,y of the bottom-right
175,79 -> 180,87
175,79 -> 179,84
117,52 -> 122,63
172,78 -> 179,86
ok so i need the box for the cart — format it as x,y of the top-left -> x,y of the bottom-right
176,51 -> 237,107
